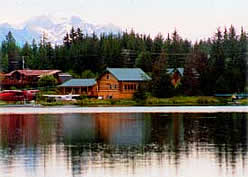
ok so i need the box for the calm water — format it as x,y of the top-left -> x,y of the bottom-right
0,112 -> 247,177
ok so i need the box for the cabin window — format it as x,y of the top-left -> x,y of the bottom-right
106,74 -> 109,80
114,84 -> 117,89
109,84 -> 112,89
133,84 -> 135,90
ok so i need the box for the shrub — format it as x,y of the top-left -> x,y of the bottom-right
38,75 -> 57,89
115,99 -> 137,105
78,98 -> 111,106
81,70 -> 96,78
197,96 -> 219,104
10,86 -> 17,90
133,84 -> 150,102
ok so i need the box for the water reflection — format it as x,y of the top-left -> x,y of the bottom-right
0,113 -> 247,177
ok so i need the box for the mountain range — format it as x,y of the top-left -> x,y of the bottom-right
0,15 -> 122,46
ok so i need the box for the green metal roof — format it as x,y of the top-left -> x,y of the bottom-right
106,68 -> 151,81
58,79 -> 96,87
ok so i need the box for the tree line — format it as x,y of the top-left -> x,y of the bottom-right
0,26 -> 247,97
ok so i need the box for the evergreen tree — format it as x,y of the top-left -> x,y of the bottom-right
0,49 -> 8,72
21,42 -> 33,69
152,33 -> 164,53
69,27 -> 77,44
2,31 -> 20,71
135,51 -> 152,72
63,32 -> 71,48
151,50 -> 173,97
184,47 -> 208,95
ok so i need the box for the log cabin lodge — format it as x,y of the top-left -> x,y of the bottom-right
58,68 -> 151,99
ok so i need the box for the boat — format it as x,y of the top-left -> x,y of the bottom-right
22,90 -> 40,101
0,90 -> 39,102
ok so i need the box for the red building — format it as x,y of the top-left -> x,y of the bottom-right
1,69 -> 62,89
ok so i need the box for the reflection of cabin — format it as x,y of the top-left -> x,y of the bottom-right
1,70 -> 62,89
96,68 -> 151,99
58,79 -> 97,96
93,113 -> 149,145
61,113 -> 150,145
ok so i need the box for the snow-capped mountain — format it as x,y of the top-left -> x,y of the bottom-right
0,15 -> 122,46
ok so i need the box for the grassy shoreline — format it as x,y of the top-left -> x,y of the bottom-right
40,96 -> 247,106
0,96 -> 247,106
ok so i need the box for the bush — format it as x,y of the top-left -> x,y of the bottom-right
38,75 -> 57,89
81,70 -> 96,78
146,97 -> 170,105
78,98 -> 111,106
240,99 -> 248,105
146,96 -> 221,105
196,96 -> 219,104
115,99 -> 137,105
10,86 -> 17,90
133,84 -> 150,102
244,86 -> 248,93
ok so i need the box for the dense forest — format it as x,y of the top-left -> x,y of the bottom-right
0,26 -> 247,97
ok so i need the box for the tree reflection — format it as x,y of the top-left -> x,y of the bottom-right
183,113 -> 248,175
0,113 -> 247,177
0,114 -> 63,177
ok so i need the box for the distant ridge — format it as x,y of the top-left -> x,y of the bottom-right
0,15 -> 122,46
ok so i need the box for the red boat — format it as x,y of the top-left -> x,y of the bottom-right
0,90 -> 39,102
22,90 -> 40,101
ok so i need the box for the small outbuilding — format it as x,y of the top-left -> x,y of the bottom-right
58,79 -> 97,96
58,73 -> 72,83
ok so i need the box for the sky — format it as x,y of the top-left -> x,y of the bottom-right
0,0 -> 247,41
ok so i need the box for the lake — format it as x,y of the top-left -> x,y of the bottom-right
0,111 -> 247,177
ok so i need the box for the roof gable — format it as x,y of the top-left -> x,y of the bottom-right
5,70 -> 61,76
106,68 -> 151,81
58,79 -> 96,87
167,68 -> 184,76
